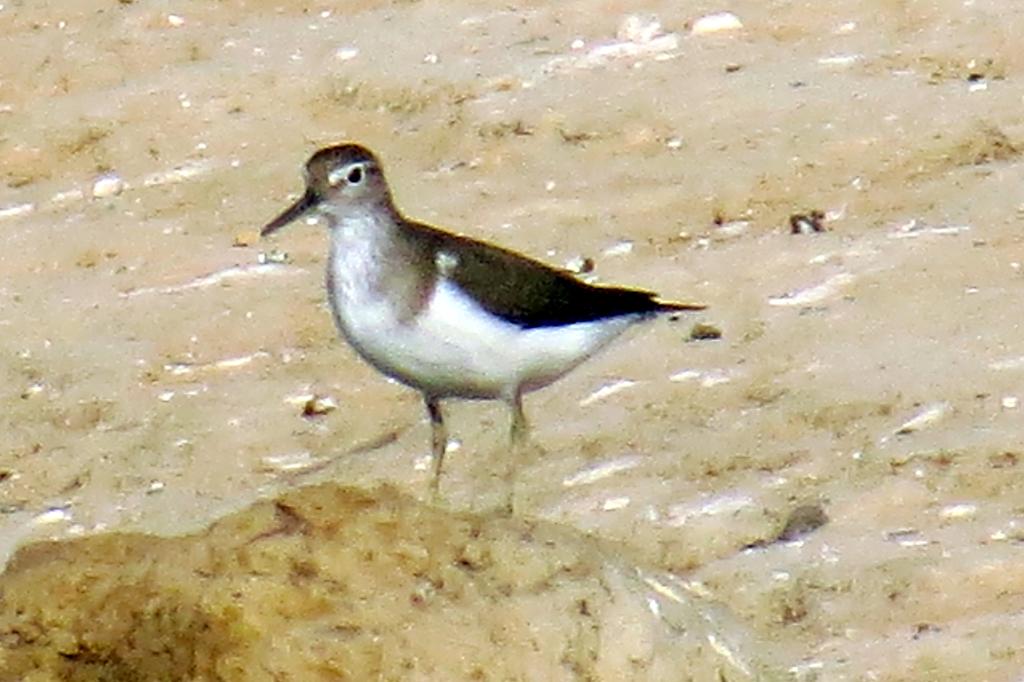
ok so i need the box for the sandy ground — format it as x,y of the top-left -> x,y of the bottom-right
2,0 -> 1024,679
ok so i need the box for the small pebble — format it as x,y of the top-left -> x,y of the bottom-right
257,249 -> 289,264
334,46 -> 359,61
92,173 -> 125,198
302,394 -> 338,417
691,12 -> 743,35
689,323 -> 722,341
33,508 -> 71,525
790,211 -> 826,234
167,14 -> 185,27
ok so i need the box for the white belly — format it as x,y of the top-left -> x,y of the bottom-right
333,276 -> 640,400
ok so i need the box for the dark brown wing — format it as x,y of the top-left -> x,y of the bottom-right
408,223 -> 704,329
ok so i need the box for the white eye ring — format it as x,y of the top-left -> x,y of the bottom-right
328,163 -> 365,187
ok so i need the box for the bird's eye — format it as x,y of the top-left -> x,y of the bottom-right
347,165 -> 364,184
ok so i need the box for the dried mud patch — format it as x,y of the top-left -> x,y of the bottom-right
0,484 -> 769,681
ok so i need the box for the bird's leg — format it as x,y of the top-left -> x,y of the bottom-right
425,395 -> 448,502
510,391 -> 529,447
504,390 -> 529,513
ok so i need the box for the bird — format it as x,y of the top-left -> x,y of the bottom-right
260,143 -> 705,508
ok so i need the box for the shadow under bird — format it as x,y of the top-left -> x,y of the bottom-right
261,143 -> 706,507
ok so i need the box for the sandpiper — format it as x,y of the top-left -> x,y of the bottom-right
261,143 -> 705,506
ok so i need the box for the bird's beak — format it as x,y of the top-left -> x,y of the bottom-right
261,188 -> 320,237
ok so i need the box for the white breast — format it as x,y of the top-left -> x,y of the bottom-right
328,235 -> 641,400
